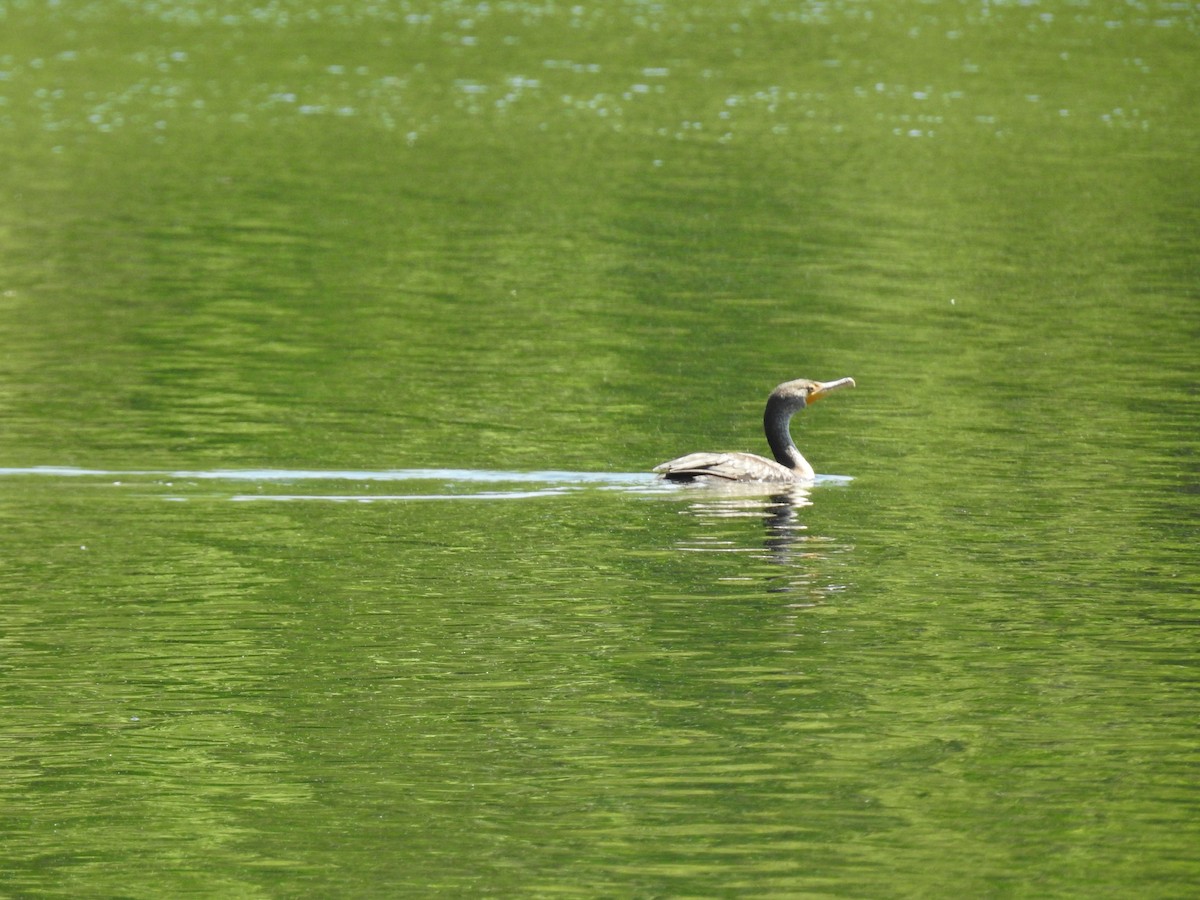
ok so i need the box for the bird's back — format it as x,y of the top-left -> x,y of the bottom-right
653,451 -> 797,483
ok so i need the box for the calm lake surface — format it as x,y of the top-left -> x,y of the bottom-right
1,1 -> 1197,896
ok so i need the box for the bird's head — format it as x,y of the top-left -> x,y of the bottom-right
772,376 -> 856,409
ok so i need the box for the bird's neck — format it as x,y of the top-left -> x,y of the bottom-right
764,397 -> 815,479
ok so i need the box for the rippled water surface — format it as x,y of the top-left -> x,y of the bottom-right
2,1 -> 1197,896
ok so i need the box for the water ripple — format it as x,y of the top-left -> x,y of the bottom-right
0,466 -> 850,501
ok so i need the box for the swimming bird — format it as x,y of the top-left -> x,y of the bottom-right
654,377 -> 856,483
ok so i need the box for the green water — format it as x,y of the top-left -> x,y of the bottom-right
1,2 -> 1197,896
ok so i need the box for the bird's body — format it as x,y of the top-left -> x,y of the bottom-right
654,377 -> 855,484
651,450 -> 797,483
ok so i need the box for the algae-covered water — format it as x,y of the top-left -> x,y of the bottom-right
1,2 -> 1197,896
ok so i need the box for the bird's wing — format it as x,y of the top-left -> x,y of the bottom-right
654,452 -> 791,482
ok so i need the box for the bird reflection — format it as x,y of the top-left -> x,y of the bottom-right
666,483 -> 852,602
671,485 -> 809,552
